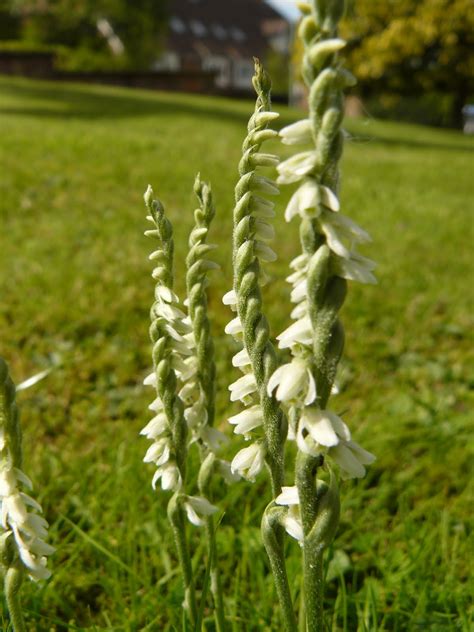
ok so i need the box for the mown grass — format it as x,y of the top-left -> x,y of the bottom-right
0,76 -> 472,631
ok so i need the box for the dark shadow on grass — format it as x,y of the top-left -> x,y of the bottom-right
346,131 -> 474,154
0,79 -> 252,125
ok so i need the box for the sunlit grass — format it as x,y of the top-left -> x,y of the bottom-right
0,76 -> 472,630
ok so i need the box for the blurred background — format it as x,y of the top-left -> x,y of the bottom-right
1,0 -> 473,128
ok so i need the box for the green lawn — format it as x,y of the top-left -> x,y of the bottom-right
0,76 -> 473,631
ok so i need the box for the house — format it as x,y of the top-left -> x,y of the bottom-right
154,0 -> 291,93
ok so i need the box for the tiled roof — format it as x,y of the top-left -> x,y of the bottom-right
166,0 -> 288,61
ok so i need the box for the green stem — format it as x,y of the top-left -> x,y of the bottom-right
5,566 -> 26,632
262,507 -> 298,632
168,496 -> 197,625
302,547 -> 324,632
296,452 -> 324,632
205,516 -> 226,632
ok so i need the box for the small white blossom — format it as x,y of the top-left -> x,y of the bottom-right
228,405 -> 264,437
225,316 -> 243,336
281,508 -> 304,543
0,466 -> 54,581
279,119 -> 313,145
140,415 -> 167,440
277,316 -> 313,349
275,486 -> 299,506
228,373 -> 258,403
267,359 -> 316,405
332,251 -> 377,285
143,438 -> 170,467
232,348 -> 252,368
296,409 -> 375,479
231,442 -> 266,481
275,487 -> 303,543
222,290 -> 238,311
183,495 -> 218,527
331,441 -> 376,480
152,462 -> 182,491
277,151 -> 318,185
285,180 -> 340,222
319,211 -> 371,259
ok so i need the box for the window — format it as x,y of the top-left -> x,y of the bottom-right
203,55 -> 230,88
170,17 -> 186,34
211,24 -> 227,40
233,59 -> 254,88
153,52 -> 181,72
230,27 -> 246,42
190,20 -> 207,37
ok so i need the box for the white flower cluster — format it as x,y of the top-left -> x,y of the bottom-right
0,433 -> 54,580
224,111 -> 281,482
275,406 -> 377,545
141,198 -> 230,525
141,282 -> 191,493
223,290 -> 267,482
263,119 -> 376,480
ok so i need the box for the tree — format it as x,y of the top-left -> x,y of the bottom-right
3,0 -> 169,70
341,0 -> 474,125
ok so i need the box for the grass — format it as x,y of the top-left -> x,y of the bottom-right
0,76 -> 473,631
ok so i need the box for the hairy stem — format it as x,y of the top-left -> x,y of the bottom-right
5,566 -> 26,632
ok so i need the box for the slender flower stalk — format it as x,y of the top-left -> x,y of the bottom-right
0,357 -> 54,631
224,59 -> 297,631
142,188 -> 199,623
142,185 -> 234,626
185,175 -> 227,631
269,1 -> 376,629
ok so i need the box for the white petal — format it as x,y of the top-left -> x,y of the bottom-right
143,372 -> 157,387
184,503 -> 205,526
222,290 -> 237,309
19,493 -> 42,513
346,440 -> 376,465
140,414 -> 168,438
282,512 -> 304,542
0,469 -> 18,497
275,362 -> 307,402
267,365 -> 286,397
333,253 -> 377,285
225,317 -> 243,336
231,443 -> 265,481
156,286 -> 179,304
330,443 -> 366,479
304,410 -> 340,447
291,301 -> 308,320
320,186 -> 340,212
290,279 -> 307,303
186,495 -> 218,516
148,397 -> 162,412
16,369 -> 51,393
232,348 -> 252,368
304,370 -> 317,406
289,253 -> 309,270
279,119 -> 312,145
326,411 -> 351,441
277,151 -> 317,185
5,494 -> 28,526
228,405 -> 263,435
228,374 -> 257,402
275,486 -> 299,506
277,317 -> 313,349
